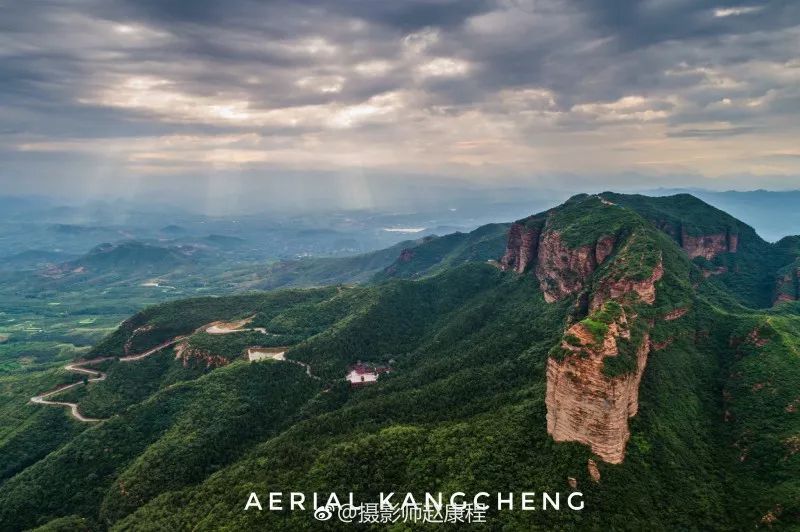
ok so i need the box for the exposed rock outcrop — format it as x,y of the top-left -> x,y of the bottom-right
647,219 -> 739,260
663,307 -> 688,321
499,223 -> 541,273
174,341 -> 230,369
590,255 -> 663,311
652,338 -> 674,351
774,265 -> 800,304
595,235 -> 616,264
398,248 -> 415,263
500,204 -> 664,464
546,307 -> 651,464
587,459 -> 601,483
536,232 -> 600,303
680,228 -> 738,260
745,327 -> 770,348
500,222 -> 616,302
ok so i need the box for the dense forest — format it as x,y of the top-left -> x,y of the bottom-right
1,194 -> 798,530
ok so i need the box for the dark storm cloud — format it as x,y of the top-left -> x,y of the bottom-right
0,0 -> 798,190
116,0 -> 494,31
576,0 -> 798,45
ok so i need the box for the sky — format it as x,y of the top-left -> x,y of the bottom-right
1,0 -> 799,210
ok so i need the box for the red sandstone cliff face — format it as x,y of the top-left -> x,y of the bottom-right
500,222 -> 616,302
595,235 -> 615,264
499,223 -> 541,273
590,256 -> 663,311
680,228 -> 738,260
544,250 -> 663,464
649,221 -> 739,260
546,310 -> 651,464
535,232 -> 599,303
774,265 -> 800,304
500,215 -> 665,463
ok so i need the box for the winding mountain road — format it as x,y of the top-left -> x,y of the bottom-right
29,338 -> 184,423
30,320 -> 324,422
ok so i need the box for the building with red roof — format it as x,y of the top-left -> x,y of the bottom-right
346,362 -> 391,386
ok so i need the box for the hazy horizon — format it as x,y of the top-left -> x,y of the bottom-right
3,176 -> 800,218
3,186 -> 799,243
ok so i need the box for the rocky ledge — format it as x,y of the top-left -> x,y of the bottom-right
174,341 -> 230,369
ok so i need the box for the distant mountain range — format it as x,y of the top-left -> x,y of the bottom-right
648,188 -> 800,242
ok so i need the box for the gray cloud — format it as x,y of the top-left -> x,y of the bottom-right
0,0 -> 799,197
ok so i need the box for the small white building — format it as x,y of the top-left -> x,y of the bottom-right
345,363 -> 390,386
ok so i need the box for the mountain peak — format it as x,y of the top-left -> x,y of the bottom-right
499,195 -> 679,463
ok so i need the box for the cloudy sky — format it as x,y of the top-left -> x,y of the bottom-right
1,0 -> 799,206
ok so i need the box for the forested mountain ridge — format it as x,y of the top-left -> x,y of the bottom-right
240,222 -> 509,290
1,193 -> 798,530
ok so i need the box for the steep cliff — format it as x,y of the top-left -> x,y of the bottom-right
545,246 -> 663,464
535,230 -> 604,303
499,222 -> 542,274
680,228 -> 738,260
499,200 -> 620,302
600,192 -> 743,260
546,307 -> 651,464
595,192 -> 800,309
774,263 -> 800,303
500,195 -> 671,463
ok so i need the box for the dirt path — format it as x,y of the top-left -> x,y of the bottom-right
31,320 -> 322,422
30,338 -> 183,423
205,316 -> 268,335
206,325 -> 268,335
246,347 -> 319,380
288,359 -> 320,380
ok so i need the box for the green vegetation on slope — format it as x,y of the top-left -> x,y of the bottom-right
0,360 -> 321,531
373,222 -> 508,280
603,192 -> 793,308
2,193 -> 798,530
